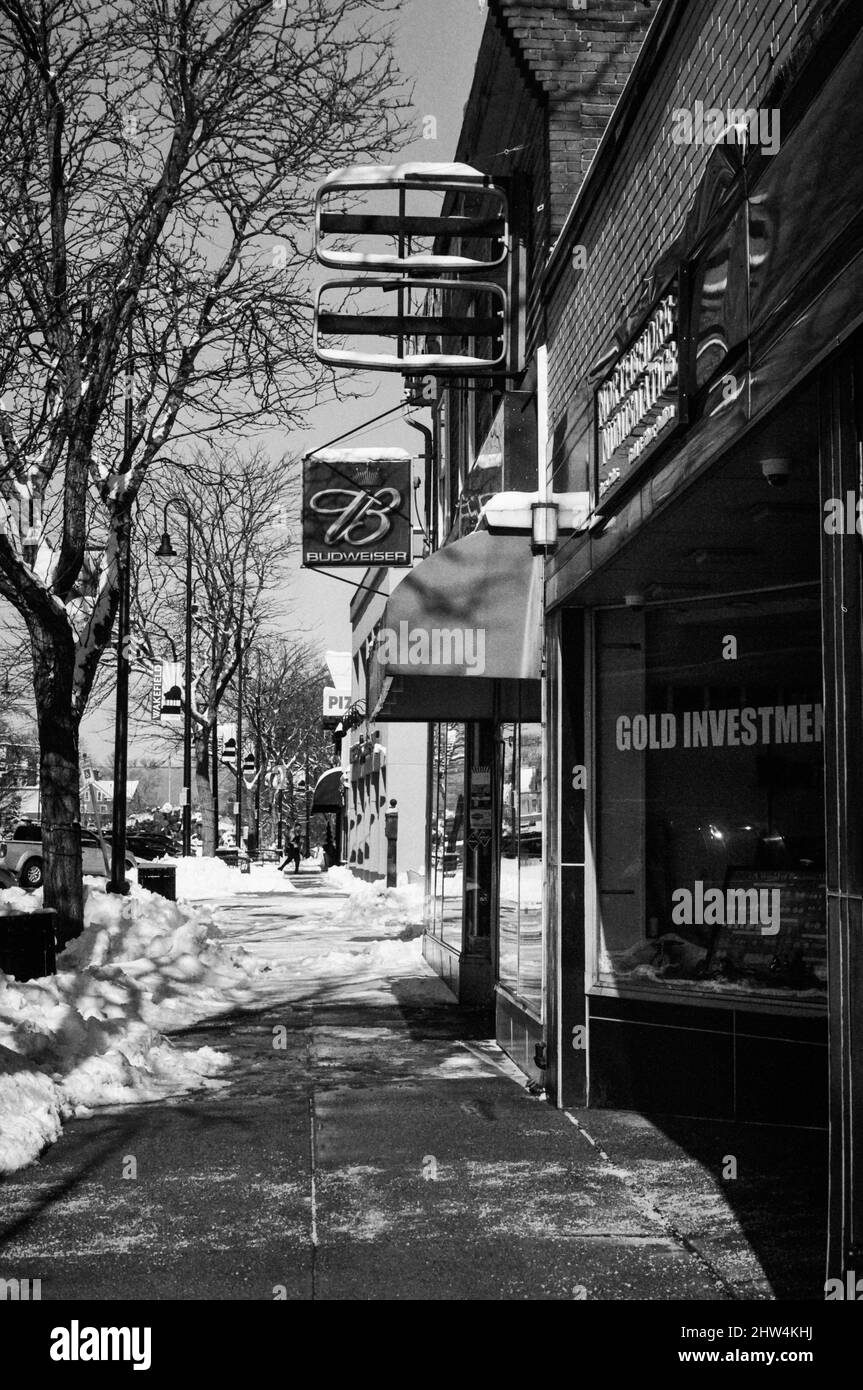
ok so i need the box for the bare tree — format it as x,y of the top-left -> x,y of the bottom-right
0,617 -> 39,828
243,636 -> 334,845
134,444 -> 297,854
0,0 -> 407,938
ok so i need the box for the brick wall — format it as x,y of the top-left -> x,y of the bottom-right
443,0 -> 652,489
545,0 -> 839,491
492,0 -> 653,236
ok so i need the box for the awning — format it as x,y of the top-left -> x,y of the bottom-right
368,530 -> 542,722
311,768 -> 345,812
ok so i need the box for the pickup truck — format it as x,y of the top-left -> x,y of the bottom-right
0,821 -> 136,890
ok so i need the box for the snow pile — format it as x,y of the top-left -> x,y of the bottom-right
295,937 -> 424,978
0,880 -> 262,1175
324,866 -> 364,893
292,873 -> 427,979
329,871 -> 425,937
0,887 -> 47,917
148,856 -> 298,899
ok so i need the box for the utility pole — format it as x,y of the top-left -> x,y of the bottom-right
154,500 -> 194,855
211,625 -> 219,847
108,322 -> 134,895
235,615 -> 244,852
182,507 -> 193,856
211,711 -> 220,849
254,651 -> 263,849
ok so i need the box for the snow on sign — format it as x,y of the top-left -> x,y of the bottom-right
314,276 -> 507,374
314,163 -> 508,273
312,164 -> 509,374
302,448 -> 413,568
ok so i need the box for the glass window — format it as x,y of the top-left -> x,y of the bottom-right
498,722 -> 544,1013
595,590 -> 826,999
428,723 -> 466,949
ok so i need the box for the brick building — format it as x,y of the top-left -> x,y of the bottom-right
539,0 -> 863,1284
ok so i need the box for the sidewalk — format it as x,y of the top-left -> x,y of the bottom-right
0,880 -> 825,1301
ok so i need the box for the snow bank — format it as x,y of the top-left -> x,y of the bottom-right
324,865 -> 363,893
295,935 -> 424,978
0,887 -> 46,916
328,869 -> 425,936
0,880 -> 262,1175
290,872 -> 427,979
148,856 -> 298,899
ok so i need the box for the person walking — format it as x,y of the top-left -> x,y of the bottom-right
278,825 -> 301,874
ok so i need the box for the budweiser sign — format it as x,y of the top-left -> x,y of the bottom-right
302,448 -> 413,568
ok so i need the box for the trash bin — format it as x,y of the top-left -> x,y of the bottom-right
0,910 -> 57,981
137,864 -> 177,901
239,854 -> 250,875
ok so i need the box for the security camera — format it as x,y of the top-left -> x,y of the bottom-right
761,457 -> 791,487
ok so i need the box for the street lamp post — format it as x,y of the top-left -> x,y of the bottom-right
304,739 -> 310,858
211,627 -> 219,845
155,501 -> 194,857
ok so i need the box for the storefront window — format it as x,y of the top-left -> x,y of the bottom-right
498,723 -> 543,1013
595,590 -> 826,1000
428,722 -> 466,949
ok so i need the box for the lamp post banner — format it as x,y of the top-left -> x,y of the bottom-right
159,660 -> 184,724
302,452 -> 412,567
151,662 -> 162,721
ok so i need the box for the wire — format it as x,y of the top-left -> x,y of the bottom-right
304,399 -> 423,532
311,569 -> 393,599
307,402 -> 407,456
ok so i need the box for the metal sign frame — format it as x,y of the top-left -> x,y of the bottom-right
314,277 -> 507,374
315,163 -> 508,272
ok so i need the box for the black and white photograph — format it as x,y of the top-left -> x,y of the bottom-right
0,0 -> 860,1358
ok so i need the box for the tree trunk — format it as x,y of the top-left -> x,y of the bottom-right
195,725 -> 215,855
31,626 -> 84,948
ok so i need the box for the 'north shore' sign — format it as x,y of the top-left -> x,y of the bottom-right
594,275 -> 689,508
302,448 -> 413,568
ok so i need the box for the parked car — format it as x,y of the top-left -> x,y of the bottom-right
104,829 -> 177,861
0,821 -> 136,891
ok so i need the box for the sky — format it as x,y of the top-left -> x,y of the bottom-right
282,0 -> 487,653
81,0 -> 488,762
